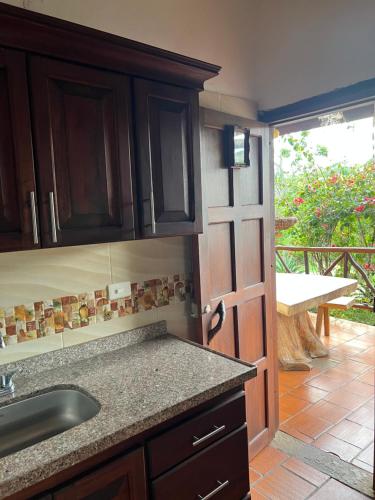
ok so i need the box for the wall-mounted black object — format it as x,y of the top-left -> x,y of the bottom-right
223,125 -> 250,168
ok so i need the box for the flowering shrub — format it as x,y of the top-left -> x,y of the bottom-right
275,131 -> 375,304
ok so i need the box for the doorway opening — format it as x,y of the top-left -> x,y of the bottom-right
249,103 -> 374,498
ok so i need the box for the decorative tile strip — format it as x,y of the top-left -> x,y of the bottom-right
0,274 -> 190,345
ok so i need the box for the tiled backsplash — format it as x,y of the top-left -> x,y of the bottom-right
0,237 -> 193,365
1,274 -> 190,345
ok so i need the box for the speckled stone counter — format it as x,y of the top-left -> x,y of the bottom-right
0,322 -> 256,498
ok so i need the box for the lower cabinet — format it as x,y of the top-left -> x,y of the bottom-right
32,389 -> 249,500
53,448 -> 147,500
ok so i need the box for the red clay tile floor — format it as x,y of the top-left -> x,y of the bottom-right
278,315 -> 374,474
250,445 -> 371,499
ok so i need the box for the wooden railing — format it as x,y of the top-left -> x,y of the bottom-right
275,246 -> 375,312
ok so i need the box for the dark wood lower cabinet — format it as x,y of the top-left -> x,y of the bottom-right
53,449 -> 147,500
23,389 -> 249,500
152,426 -> 249,500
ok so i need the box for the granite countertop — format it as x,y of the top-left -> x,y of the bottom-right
0,322 -> 256,498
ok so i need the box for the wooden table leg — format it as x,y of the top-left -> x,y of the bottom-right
277,312 -> 329,371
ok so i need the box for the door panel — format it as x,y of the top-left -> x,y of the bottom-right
193,111 -> 277,459
134,79 -> 202,237
0,48 -> 38,251
30,56 -> 135,247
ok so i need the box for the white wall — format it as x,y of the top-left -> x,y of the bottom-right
251,0 -> 375,109
3,0 -> 258,109
4,0 -> 375,111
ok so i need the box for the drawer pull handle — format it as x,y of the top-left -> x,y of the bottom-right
198,480 -> 229,500
48,191 -> 58,243
30,191 -> 39,245
192,424 -> 226,447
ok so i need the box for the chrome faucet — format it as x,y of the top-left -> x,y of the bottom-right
0,370 -> 16,397
0,332 -> 6,349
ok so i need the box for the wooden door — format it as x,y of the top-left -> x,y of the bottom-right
0,48 -> 39,252
133,79 -> 202,237
193,109 -> 278,458
53,448 -> 147,500
30,56 -> 135,248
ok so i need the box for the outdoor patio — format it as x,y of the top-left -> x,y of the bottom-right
248,315 -> 374,499
278,314 -> 374,470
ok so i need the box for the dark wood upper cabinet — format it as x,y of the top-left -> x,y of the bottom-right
0,2 -> 220,252
53,448 -> 147,500
30,56 -> 135,247
0,48 -> 39,251
134,79 -> 202,237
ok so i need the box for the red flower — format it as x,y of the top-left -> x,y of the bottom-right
328,175 -> 339,184
293,197 -> 304,206
354,205 -> 365,213
364,197 -> 375,205
315,208 -> 321,217
364,263 -> 375,271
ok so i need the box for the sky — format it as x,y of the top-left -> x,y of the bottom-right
274,116 -> 374,172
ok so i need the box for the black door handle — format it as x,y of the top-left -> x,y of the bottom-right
208,300 -> 226,343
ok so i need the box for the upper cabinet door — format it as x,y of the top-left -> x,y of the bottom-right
0,48 -> 39,252
30,56 -> 135,247
134,79 -> 202,237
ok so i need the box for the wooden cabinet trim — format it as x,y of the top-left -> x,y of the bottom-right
0,2 -> 220,90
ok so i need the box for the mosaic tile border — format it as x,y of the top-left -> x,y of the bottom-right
0,274 -> 190,345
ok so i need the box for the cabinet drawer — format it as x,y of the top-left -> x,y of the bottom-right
148,391 -> 245,478
152,426 -> 249,500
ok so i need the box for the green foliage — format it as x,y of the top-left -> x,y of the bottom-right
275,131 -> 375,308
329,308 -> 375,326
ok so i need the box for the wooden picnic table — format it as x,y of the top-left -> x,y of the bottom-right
276,273 -> 358,371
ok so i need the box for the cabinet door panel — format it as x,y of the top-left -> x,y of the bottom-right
134,79 -> 202,237
53,448 -> 147,500
0,48 -> 38,251
30,56 -> 135,247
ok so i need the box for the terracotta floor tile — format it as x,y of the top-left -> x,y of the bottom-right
279,423 -> 314,444
344,380 -> 374,397
250,467 -> 262,484
279,408 -> 292,423
279,369 -> 320,388
345,339 -> 372,351
324,388 -> 370,410
281,457 -> 329,487
350,346 -> 375,365
279,394 -> 310,415
347,405 -> 374,429
306,374 -> 347,392
357,333 -> 375,346
288,384 -> 328,403
335,359 -> 371,374
314,433 -> 361,461
364,397 -> 374,409
309,478 -> 368,499
255,466 -> 316,500
304,400 -> 350,424
356,369 -> 375,386
323,367 -> 357,383
355,443 -> 374,467
352,458 -> 373,473
282,412 -> 332,439
250,446 -> 288,475
250,489 -> 268,500
328,419 -> 373,448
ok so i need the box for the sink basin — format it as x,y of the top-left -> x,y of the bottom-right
0,388 -> 100,459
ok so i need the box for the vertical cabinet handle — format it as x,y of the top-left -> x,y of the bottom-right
29,191 -> 39,245
198,480 -> 230,500
150,190 -> 156,234
48,191 -> 57,243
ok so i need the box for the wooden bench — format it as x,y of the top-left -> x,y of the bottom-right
316,296 -> 356,337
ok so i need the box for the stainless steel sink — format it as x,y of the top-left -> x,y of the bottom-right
0,388 -> 100,459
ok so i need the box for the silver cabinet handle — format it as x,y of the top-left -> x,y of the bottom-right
192,425 -> 226,447
48,191 -> 57,243
150,190 -> 156,234
198,480 -> 230,500
30,191 -> 39,245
